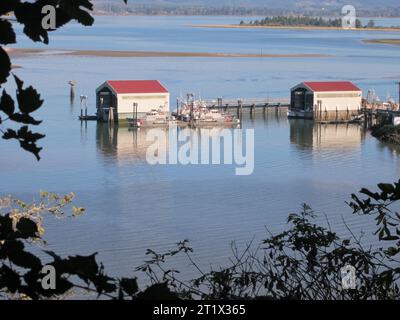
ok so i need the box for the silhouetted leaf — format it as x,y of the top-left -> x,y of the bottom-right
360,188 -> 381,201
0,19 -> 16,45
386,247 -> 400,257
3,125 -> 45,160
120,277 -> 139,296
14,2 -> 49,44
16,84 -> 44,114
378,183 -> 395,194
0,265 -> 21,293
58,0 -> 94,26
138,282 -> 179,300
51,253 -> 99,283
0,89 -> 14,116
0,46 -> 11,84
9,113 -> 42,125
0,1 -> 19,16
13,74 -> 23,90
2,128 -> 17,140
1,240 -> 42,270
19,139 -> 43,161
16,217 -> 39,238
0,214 -> 14,241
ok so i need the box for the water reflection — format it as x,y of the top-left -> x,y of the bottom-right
96,123 -> 164,163
95,123 -> 246,165
289,119 -> 366,151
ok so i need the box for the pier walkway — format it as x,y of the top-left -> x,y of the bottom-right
202,98 -> 290,112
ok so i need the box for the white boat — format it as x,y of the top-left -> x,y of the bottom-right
127,108 -> 171,127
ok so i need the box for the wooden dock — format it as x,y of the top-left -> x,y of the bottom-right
202,98 -> 290,113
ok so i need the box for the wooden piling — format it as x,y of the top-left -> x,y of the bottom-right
250,104 -> 255,116
109,107 -> 114,124
68,80 -> 76,102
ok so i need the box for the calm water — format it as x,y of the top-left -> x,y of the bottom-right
1,16 -> 400,279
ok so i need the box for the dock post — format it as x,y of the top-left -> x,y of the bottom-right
68,80 -> 76,102
85,97 -> 88,117
397,82 -> 400,110
319,101 -> 322,121
251,104 -> 255,116
109,107 -> 114,124
132,102 -> 137,126
135,103 -> 138,125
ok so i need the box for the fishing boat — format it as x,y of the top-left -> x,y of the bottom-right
177,94 -> 240,126
127,108 -> 174,127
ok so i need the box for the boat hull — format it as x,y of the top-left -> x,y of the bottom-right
287,109 -> 313,120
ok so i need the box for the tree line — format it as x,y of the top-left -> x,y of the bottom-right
240,16 -> 376,28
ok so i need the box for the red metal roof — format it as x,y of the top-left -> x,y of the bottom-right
303,81 -> 361,92
106,80 -> 168,94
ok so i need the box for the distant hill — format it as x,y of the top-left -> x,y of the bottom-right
93,0 -> 400,8
94,0 -> 400,8
92,0 -> 400,16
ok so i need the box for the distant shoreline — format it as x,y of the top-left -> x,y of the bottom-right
6,48 -> 333,59
192,24 -> 400,32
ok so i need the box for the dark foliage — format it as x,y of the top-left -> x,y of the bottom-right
0,0 -> 109,160
371,124 -> 400,145
1,181 -> 400,300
